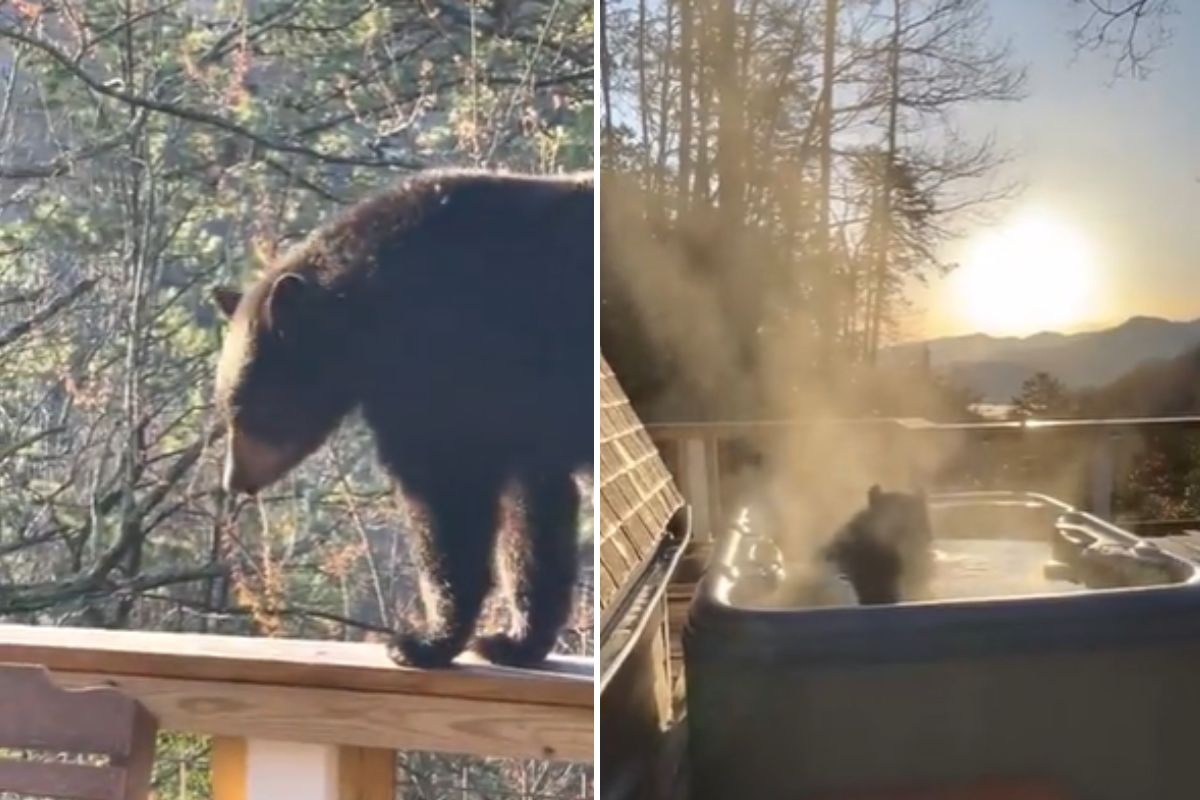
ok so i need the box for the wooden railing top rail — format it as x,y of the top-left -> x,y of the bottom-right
0,624 -> 591,707
0,624 -> 593,762
645,415 -> 1200,439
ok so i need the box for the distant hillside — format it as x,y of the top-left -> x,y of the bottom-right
884,316 -> 1200,401
1080,346 -> 1200,418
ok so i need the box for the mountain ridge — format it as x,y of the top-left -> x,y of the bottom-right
884,315 -> 1200,401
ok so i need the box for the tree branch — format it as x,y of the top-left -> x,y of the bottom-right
0,563 -> 225,614
0,26 -> 425,169
1072,0 -> 1176,78
0,119 -> 141,180
0,278 -> 97,354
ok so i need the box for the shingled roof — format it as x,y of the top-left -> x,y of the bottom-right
598,355 -> 685,613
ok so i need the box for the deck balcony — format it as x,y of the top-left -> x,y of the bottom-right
599,406 -> 1200,800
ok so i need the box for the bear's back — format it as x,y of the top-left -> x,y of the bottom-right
315,171 -> 593,463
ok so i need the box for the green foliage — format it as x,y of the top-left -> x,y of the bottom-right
151,734 -> 212,800
1010,372 -> 1076,420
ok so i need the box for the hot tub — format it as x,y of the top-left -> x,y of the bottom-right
683,492 -> 1200,800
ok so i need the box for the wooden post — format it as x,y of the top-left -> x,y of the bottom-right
704,436 -> 722,541
656,437 -> 682,482
211,737 -> 247,800
212,737 -> 394,800
337,746 -> 395,800
1088,434 -> 1115,519
681,437 -> 713,541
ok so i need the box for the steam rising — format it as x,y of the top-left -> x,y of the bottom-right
604,172 -> 934,555
601,173 -> 1126,566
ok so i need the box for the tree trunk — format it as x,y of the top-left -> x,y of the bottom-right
677,0 -> 695,209
815,0 -> 838,369
867,0 -> 902,364
600,0 -> 615,155
715,0 -> 742,226
654,0 -> 675,196
638,0 -> 651,173
693,0 -> 712,208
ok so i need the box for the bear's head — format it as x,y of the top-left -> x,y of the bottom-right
865,484 -> 931,541
212,272 -> 356,495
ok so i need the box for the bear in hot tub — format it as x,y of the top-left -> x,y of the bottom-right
822,485 -> 934,605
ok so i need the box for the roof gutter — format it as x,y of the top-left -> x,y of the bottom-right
598,504 -> 692,695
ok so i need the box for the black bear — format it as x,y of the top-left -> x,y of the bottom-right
211,170 -> 593,668
821,485 -> 934,605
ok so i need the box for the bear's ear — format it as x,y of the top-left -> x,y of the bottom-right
867,484 -> 882,508
266,273 -> 309,337
213,286 -> 242,319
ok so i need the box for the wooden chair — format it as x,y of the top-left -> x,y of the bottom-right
0,664 -> 158,800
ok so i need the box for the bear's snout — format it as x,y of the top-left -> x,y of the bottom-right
223,429 -> 295,495
223,454 -> 258,496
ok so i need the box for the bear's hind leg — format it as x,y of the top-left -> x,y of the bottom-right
389,480 -> 499,668
474,469 -> 580,667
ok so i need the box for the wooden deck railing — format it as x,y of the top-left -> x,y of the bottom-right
646,416 -> 1200,542
0,623 -> 593,800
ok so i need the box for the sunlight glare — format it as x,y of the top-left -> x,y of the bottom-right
952,214 -> 1097,336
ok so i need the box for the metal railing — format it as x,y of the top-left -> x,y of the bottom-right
646,416 -> 1200,542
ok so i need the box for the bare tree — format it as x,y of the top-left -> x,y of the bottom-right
1070,0 -> 1178,79
601,0 -> 1022,419
839,0 -> 1025,361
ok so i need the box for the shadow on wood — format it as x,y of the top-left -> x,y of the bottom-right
0,663 -> 158,800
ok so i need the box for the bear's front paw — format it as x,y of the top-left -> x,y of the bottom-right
472,634 -> 553,668
387,633 -> 464,669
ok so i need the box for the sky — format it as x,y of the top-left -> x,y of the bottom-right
908,1 -> 1200,341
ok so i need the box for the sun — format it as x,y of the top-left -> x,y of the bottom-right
951,214 -> 1097,336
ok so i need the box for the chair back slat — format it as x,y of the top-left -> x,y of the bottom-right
0,761 -> 126,800
0,664 -> 149,757
0,664 -> 158,800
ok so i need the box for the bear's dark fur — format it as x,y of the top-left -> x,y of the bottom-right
821,485 -> 934,605
212,170 -> 593,668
